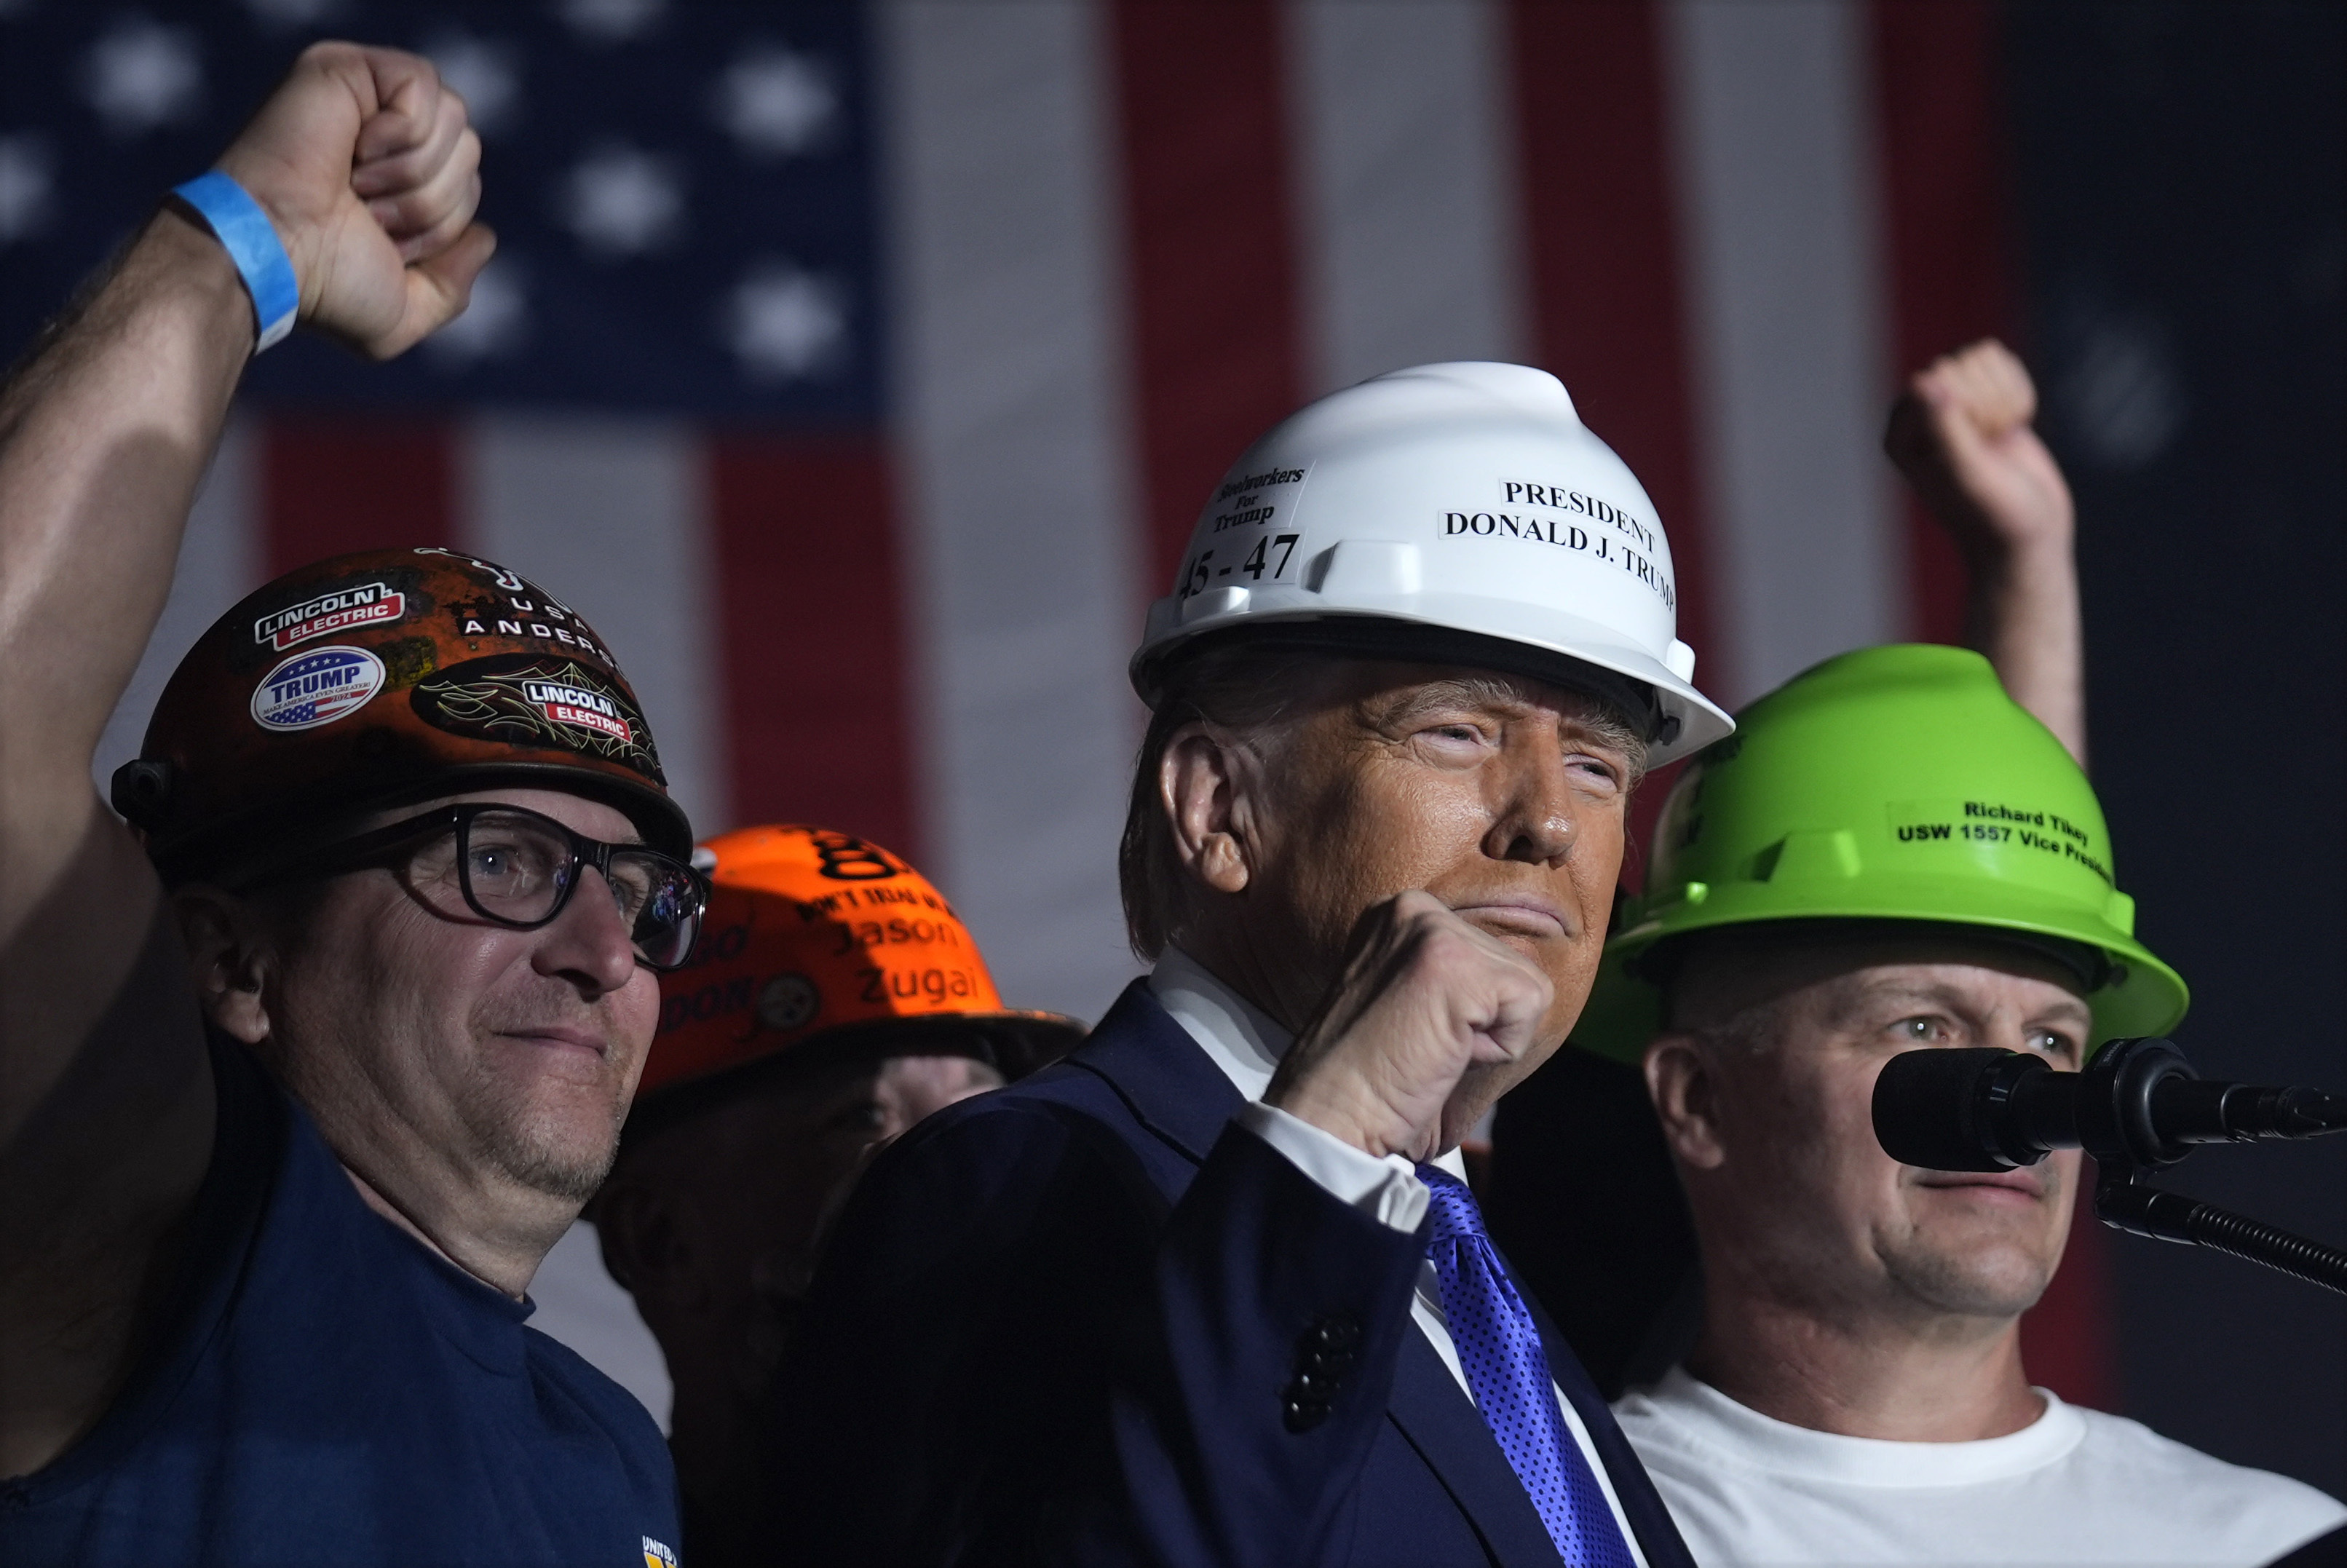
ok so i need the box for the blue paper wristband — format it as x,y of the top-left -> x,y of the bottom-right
171,171 -> 299,352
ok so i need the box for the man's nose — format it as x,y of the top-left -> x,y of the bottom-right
534,866 -> 641,997
1484,740 -> 1575,865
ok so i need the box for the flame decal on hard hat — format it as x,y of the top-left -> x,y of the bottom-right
412,654 -> 665,782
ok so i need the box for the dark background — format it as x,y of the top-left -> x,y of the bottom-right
2014,0 -> 2345,1494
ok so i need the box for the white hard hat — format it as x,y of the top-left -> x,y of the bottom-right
1131,362 -> 1734,764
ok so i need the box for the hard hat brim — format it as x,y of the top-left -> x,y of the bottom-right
619,1007 -> 1089,1149
1132,600 -> 1734,767
1567,880 -> 2190,1065
149,759 -> 694,887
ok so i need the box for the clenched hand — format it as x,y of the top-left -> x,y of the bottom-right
213,41 -> 493,359
1884,338 -> 2073,563
1265,890 -> 1553,1162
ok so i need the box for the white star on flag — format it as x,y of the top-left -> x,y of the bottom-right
715,48 -> 835,157
241,0 -> 343,29
561,144 -> 684,258
426,32 -> 521,138
0,135 -> 55,245
726,264 -> 845,381
561,0 -> 667,45
425,258 -> 529,367
84,20 -> 203,138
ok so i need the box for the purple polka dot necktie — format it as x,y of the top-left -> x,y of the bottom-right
1417,1163 -> 1636,1568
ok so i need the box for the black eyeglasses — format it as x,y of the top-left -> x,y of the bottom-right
282,803 -> 709,970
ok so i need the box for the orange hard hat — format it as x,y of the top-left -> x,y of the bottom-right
640,824 -> 1087,1102
112,547 -> 690,882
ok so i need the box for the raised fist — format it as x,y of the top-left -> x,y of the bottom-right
1265,890 -> 1554,1161
1884,338 -> 2073,562
212,41 -> 492,359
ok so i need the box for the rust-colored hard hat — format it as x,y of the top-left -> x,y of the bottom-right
113,547 -> 690,882
641,824 -> 1088,1101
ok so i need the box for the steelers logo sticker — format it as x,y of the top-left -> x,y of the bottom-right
757,973 -> 821,1032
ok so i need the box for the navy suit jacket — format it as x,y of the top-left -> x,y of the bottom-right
764,981 -> 1696,1568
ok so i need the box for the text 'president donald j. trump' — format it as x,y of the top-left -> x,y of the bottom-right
766,362 -> 1736,1568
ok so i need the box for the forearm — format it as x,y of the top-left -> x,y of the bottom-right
1963,535 -> 2086,764
0,209 -> 245,1208
0,210 -> 252,818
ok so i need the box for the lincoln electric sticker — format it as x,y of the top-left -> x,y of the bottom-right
250,646 -> 387,732
411,653 -> 665,782
252,581 -> 407,651
524,676 -> 632,743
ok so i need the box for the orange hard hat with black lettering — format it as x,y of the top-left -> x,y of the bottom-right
113,546 -> 690,883
640,824 -> 1087,1101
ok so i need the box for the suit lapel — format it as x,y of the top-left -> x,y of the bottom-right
1075,979 -> 1681,1568
1066,979 -> 1246,1168
1384,1331 -> 1563,1568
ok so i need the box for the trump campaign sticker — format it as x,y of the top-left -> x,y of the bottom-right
250,646 -> 386,732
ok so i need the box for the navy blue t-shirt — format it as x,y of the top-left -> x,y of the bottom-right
0,1037 -> 681,1567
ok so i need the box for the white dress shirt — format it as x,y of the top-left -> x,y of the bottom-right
1151,947 -> 1651,1567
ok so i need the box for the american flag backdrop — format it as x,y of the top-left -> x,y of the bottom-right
4,0 -> 2099,1425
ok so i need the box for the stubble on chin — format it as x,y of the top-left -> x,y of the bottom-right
481,1108 -> 622,1203
458,1049 -> 630,1204
1877,1183 -> 2068,1321
1877,1238 -> 2054,1320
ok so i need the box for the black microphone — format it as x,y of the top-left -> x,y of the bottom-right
1872,1037 -> 2347,1174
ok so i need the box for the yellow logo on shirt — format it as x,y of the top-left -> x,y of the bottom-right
643,1536 -> 678,1567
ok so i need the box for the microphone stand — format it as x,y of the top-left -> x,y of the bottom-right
2095,1165 -> 2347,1296
2083,1039 -> 2347,1296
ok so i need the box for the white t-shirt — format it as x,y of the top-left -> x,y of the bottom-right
1615,1366 -> 2345,1567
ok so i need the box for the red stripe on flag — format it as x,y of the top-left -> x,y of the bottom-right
1109,0 -> 1305,592
261,419 -> 458,575
1506,0 -> 1718,890
1872,0 -> 2111,1413
708,435 -> 917,860
1871,0 -> 2022,649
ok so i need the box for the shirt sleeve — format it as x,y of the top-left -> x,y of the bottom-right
1233,1101 -> 1430,1232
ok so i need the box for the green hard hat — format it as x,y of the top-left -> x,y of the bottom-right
1571,643 -> 2188,1063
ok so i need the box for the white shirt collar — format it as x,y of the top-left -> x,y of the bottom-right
1628,1366 -> 2084,1486
1147,944 -> 1468,1181
1148,945 -> 1291,1101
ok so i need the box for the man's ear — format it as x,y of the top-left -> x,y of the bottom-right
169,886 -> 278,1046
1645,1033 -> 1727,1172
1160,721 -> 1261,898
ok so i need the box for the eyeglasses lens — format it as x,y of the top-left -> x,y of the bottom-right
457,813 -> 576,924
606,850 -> 702,969
407,809 -> 700,969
